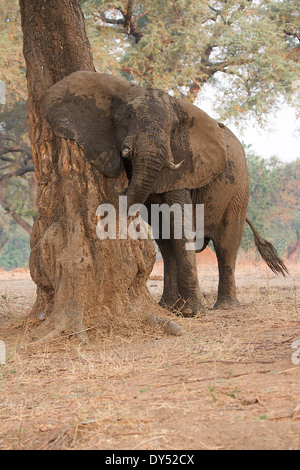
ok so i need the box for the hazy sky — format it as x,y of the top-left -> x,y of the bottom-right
231,106 -> 299,163
197,94 -> 299,164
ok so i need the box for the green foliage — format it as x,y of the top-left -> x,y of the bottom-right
242,150 -> 281,251
2,0 -> 299,123
82,0 -> 130,76
81,0 -> 300,125
0,0 -> 26,106
2,174 -> 36,219
247,151 -> 282,225
0,100 -> 28,138
271,159 -> 300,256
0,224 -> 30,269
242,150 -> 300,256
0,100 -> 36,224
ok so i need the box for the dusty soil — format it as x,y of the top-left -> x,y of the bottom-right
0,250 -> 299,450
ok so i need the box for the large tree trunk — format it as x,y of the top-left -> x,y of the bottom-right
19,0 -> 183,341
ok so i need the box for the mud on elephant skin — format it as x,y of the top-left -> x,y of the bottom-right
42,71 -> 288,316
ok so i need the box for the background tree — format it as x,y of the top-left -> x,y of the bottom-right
0,1 -> 35,262
0,99 -> 35,268
0,0 -> 26,103
242,151 -> 300,258
0,217 -> 31,268
271,158 -> 300,258
0,102 -> 35,232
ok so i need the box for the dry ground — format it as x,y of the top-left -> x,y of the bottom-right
0,250 -> 299,450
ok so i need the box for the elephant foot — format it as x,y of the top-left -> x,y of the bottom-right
159,295 -> 205,317
213,298 -> 240,310
159,295 -> 180,311
175,297 -> 205,318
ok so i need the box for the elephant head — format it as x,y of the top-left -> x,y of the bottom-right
42,71 -> 227,206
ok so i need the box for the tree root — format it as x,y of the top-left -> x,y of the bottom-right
28,310 -> 186,345
29,312 -> 89,345
146,314 -> 187,336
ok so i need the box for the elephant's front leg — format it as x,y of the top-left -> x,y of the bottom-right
156,238 -> 180,309
164,190 -> 204,317
171,237 -> 203,316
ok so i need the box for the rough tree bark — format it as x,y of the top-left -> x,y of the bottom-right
19,0 -> 184,341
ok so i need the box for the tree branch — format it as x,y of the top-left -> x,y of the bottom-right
0,165 -> 35,181
94,3 -> 143,44
0,155 -> 15,163
124,0 -> 135,31
284,29 -> 300,42
0,192 -> 32,235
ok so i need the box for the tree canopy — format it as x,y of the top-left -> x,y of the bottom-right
81,0 -> 300,123
1,0 -> 299,121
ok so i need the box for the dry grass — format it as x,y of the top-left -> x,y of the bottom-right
0,256 -> 299,450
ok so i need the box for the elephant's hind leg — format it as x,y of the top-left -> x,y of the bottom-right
213,244 -> 240,309
212,196 -> 247,309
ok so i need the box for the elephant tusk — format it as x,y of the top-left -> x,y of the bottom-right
166,160 -> 185,171
122,147 -> 131,158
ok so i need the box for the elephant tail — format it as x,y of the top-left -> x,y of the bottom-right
246,218 -> 288,276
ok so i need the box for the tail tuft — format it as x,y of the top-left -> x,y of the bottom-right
246,218 -> 288,276
253,236 -> 288,276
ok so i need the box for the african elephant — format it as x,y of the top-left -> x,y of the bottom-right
42,71 -> 287,316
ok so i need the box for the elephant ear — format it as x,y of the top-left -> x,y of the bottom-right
152,98 -> 228,193
41,71 -> 131,177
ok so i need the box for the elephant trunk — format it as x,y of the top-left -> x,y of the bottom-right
126,134 -> 167,207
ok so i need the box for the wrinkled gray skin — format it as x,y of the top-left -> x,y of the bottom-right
42,71 -> 286,316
